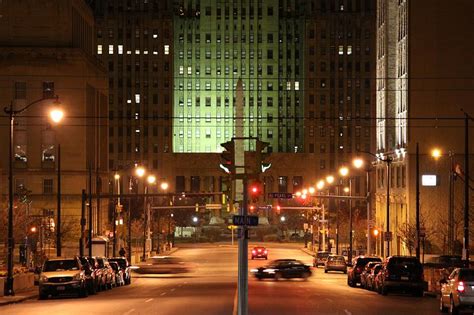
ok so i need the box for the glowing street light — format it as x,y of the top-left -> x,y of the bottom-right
344,187 -> 350,194
339,166 -> 349,177
326,175 -> 335,184
353,158 -> 364,169
135,166 -> 145,178
280,216 -> 286,222
431,148 -> 442,160
192,216 -> 199,223
308,187 -> 315,194
160,182 -> 169,191
114,173 -> 120,180
147,174 -> 156,185
49,108 -> 64,123
316,180 -> 325,190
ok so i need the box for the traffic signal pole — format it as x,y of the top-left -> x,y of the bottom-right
238,177 -> 249,315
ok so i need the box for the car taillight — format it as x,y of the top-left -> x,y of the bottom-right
252,250 -> 256,254
457,281 -> 465,293
264,250 -> 268,254
258,249 -> 261,252
356,266 -> 363,273
385,271 -> 390,280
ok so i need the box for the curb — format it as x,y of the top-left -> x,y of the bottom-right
301,248 -> 315,257
0,292 -> 38,307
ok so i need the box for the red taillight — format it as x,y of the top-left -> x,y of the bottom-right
457,281 -> 465,293
264,250 -> 268,254
252,250 -> 256,254
258,249 -> 261,252
385,271 -> 390,280
356,267 -> 363,273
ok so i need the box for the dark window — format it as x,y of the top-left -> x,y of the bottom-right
175,176 -> 185,193
15,82 -> 26,99
191,176 -> 200,192
43,81 -> 55,98
43,179 -> 54,194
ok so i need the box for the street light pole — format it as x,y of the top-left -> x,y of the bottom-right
386,158 -> 392,257
416,142 -> 421,260
348,179 -> 353,263
463,113 -> 470,266
56,144 -> 61,257
366,169 -> 371,255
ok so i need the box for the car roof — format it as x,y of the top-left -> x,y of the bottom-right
46,258 -> 77,261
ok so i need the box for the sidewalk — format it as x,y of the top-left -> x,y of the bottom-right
301,247 -> 315,257
0,288 -> 38,306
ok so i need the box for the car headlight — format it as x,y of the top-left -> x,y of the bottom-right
40,275 -> 48,283
73,273 -> 82,281
263,268 -> 275,274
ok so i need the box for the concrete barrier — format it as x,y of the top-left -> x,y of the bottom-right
0,273 -> 35,297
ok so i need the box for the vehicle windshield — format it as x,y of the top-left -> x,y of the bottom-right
328,256 -> 345,262
356,257 -> 382,266
317,252 -> 330,258
44,260 -> 79,272
459,269 -> 474,281
110,259 -> 127,269
388,258 -> 422,272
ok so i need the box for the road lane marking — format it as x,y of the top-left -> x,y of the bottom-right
145,298 -> 153,303
171,288 -> 176,292
344,309 -> 352,315
326,298 -> 333,303
123,309 -> 135,315
160,292 -> 167,296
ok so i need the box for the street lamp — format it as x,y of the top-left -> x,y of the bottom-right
352,158 -> 372,256
141,173 -> 155,261
4,96 -> 63,296
316,180 -> 327,252
112,173 -> 121,257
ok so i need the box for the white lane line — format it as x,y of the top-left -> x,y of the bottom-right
123,309 -> 135,315
344,309 -> 352,315
326,298 -> 333,303
170,288 -> 176,292
160,292 -> 167,296
145,298 -> 153,303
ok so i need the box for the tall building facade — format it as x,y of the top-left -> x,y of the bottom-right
92,0 -> 174,172
172,0 -> 305,153
375,0 -> 474,256
0,0 -> 108,251
303,0 -> 376,191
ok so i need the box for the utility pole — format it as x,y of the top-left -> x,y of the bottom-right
463,113 -> 470,266
56,144 -> 61,257
416,142 -> 421,260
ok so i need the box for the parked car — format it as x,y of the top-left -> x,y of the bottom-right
313,251 -> 330,267
78,256 -> 97,294
251,246 -> 268,260
377,256 -> 424,296
109,257 -> 132,285
440,268 -> 474,314
324,255 -> 347,273
347,256 -> 382,287
85,256 -> 106,291
251,259 -> 312,280
95,257 -> 115,289
38,257 -> 88,299
134,256 -> 191,274
361,262 -> 380,289
366,263 -> 383,291
109,261 -> 125,287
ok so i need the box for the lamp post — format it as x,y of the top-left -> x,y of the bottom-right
113,173 -> 120,257
142,174 -> 155,261
133,166 -> 145,262
316,180 -> 326,252
352,158 -> 371,256
4,97 -> 63,296
339,166 -> 354,262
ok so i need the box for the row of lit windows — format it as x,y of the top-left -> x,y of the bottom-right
97,44 -> 169,55
177,32 -> 300,44
98,28 -> 165,40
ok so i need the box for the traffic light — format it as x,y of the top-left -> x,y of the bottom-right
248,180 -> 263,202
255,139 -> 271,174
219,140 -> 235,174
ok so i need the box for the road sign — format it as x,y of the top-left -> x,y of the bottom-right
232,215 -> 259,226
205,203 -> 222,210
385,232 -> 393,241
267,192 -> 293,199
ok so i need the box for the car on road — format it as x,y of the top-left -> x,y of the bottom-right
96,257 -> 116,289
109,261 -> 125,287
324,255 -> 347,273
347,256 -> 382,287
360,262 -> 380,289
440,268 -> 474,314
313,251 -> 330,267
134,256 -> 191,274
377,256 -> 425,296
38,257 -> 88,299
109,257 -> 132,285
251,246 -> 268,260
251,259 -> 312,281
366,263 -> 383,291
78,256 -> 97,294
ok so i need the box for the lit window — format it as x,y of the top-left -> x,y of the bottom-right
108,45 -> 114,54
164,45 -> 170,55
144,50 -> 148,55
187,66 -> 192,75
153,51 -> 158,55
135,113 -> 139,120
338,46 -> 344,55
179,66 -> 184,75
127,50 -> 132,55
153,34 -> 158,39
135,50 -> 140,54
97,45 -> 103,54
135,94 -> 140,103
347,46 -> 352,55
118,45 -> 123,54
127,99 -> 132,104
295,81 -> 300,90
135,129 -> 140,133
287,81 -> 291,90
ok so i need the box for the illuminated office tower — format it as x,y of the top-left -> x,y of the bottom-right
172,0 -> 305,153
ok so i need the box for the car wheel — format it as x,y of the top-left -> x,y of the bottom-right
127,277 -> 132,285
439,295 -> 448,313
302,272 -> 310,280
343,270 -> 347,274
265,257 -> 268,260
79,286 -> 88,298
449,296 -> 459,315
274,272 -> 282,281
381,286 -> 388,296
89,281 -> 97,295
414,288 -> 424,297
39,292 -> 48,300
348,278 -> 355,287
324,269 -> 328,273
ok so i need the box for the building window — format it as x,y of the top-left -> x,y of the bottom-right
15,82 -> 26,99
278,176 -> 288,193
338,45 -> 344,55
191,176 -> 200,192
43,81 -> 54,98
164,45 -> 170,55
97,44 -> 103,54
43,179 -> 54,194
108,45 -> 114,54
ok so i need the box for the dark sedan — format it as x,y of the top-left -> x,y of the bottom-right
109,257 -> 132,285
251,259 -> 312,281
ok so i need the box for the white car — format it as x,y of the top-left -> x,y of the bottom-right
134,256 -> 191,274
39,257 -> 88,299
440,268 -> 474,314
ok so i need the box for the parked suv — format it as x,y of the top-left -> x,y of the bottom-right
109,257 -> 132,285
78,256 -> 97,294
313,251 -> 330,267
377,256 -> 425,296
347,256 -> 382,287
95,257 -> 115,289
38,257 -> 88,299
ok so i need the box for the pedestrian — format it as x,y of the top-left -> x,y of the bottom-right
119,247 -> 126,257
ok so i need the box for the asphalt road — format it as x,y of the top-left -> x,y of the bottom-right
1,243 -> 439,315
